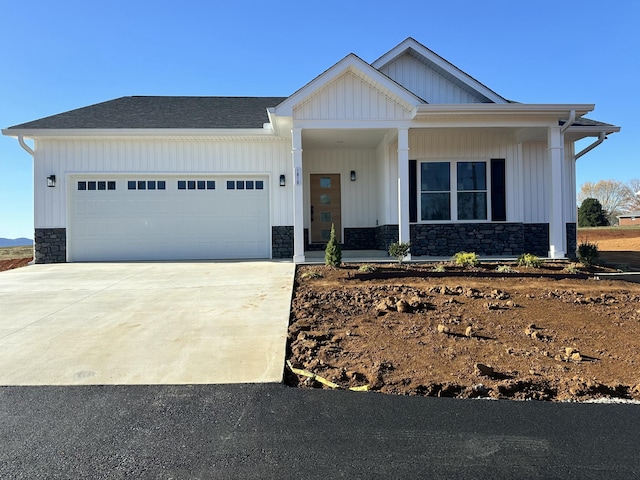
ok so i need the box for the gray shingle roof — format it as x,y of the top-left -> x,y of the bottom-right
618,210 -> 640,218
7,96 -> 287,130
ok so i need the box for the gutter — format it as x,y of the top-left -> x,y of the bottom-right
17,135 -> 34,157
576,132 -> 607,160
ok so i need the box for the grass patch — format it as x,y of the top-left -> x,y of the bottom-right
0,246 -> 33,260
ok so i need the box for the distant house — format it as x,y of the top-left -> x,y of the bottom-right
618,211 -> 640,226
2,38 -> 620,263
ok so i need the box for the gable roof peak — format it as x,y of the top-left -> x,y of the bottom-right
371,38 -> 508,104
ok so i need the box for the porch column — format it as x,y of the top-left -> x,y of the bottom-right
547,126 -> 566,259
292,127 -> 305,263
397,128 -> 411,260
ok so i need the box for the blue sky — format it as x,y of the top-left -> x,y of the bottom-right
1,0 -> 638,239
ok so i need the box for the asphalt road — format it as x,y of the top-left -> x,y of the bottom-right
1,384 -> 638,479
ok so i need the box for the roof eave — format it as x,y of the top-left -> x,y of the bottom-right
1,127 -> 277,138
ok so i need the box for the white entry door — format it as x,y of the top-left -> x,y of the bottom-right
68,176 -> 270,261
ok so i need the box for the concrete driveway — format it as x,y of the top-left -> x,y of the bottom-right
0,261 -> 295,385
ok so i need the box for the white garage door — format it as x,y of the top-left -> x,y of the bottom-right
69,176 -> 271,261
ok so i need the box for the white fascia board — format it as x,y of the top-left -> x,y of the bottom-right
274,54 -> 422,117
1,128 -> 276,139
371,38 -> 508,104
415,104 -> 595,117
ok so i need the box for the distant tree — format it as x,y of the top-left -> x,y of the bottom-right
577,180 -> 633,224
578,198 -> 609,227
626,178 -> 640,212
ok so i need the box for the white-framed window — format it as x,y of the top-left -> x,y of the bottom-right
420,160 -> 489,222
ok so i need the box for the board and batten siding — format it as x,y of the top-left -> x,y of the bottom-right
303,148 -> 378,230
520,142 -> 549,223
381,131 -> 557,225
293,71 -> 413,121
33,137 -> 293,229
564,141 -> 577,223
379,54 -> 486,104
407,130 -> 529,222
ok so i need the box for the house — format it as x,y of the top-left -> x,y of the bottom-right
618,211 -> 640,226
2,38 -> 620,264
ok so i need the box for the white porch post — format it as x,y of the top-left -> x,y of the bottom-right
547,126 -> 566,259
292,127 -> 305,263
397,128 -> 411,260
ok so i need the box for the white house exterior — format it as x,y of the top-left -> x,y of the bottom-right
3,38 -> 620,263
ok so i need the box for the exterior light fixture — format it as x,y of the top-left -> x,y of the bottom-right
279,174 -> 286,187
350,170 -> 356,181
46,175 -> 56,187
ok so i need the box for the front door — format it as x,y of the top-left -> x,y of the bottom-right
310,174 -> 341,243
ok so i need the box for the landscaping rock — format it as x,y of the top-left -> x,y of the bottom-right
474,363 -> 494,377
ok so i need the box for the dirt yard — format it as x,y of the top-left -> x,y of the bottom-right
286,228 -> 640,401
0,246 -> 33,272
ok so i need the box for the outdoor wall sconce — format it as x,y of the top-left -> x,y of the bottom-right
350,170 -> 356,181
46,175 -> 56,187
279,174 -> 286,187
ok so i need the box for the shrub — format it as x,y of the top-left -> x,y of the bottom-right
432,264 -> 446,273
563,263 -> 580,274
452,251 -> 479,267
300,269 -> 324,280
324,224 -> 342,267
358,264 -> 377,273
517,253 -> 542,268
496,264 -> 515,274
388,241 -> 411,265
576,240 -> 599,266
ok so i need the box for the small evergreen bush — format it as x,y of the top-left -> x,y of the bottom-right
576,240 -> 599,266
517,253 -> 542,268
324,224 -> 342,267
452,251 -> 479,267
388,241 -> 411,265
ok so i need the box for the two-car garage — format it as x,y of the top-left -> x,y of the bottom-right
68,175 -> 271,261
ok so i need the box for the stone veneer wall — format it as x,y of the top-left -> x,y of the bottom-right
342,228 -> 377,250
375,225 -> 399,251
271,226 -> 294,259
566,223 -> 577,260
34,228 -> 66,264
522,224 -> 549,257
409,223 -> 549,257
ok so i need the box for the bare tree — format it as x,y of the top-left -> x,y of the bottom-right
626,179 -> 640,212
577,180 -> 633,224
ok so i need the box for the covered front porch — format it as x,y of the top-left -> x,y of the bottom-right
288,123 -> 575,264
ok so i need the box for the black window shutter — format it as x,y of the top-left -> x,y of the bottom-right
491,159 -> 506,221
409,160 -> 417,223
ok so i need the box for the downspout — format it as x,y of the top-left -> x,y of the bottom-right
561,109 -> 576,134
17,135 -> 34,157
575,132 -> 606,160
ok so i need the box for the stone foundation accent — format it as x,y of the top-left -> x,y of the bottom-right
271,226 -> 294,259
566,223 -> 577,259
34,228 -> 66,264
375,224 -> 399,251
523,224 -> 549,257
409,223 -> 549,257
343,228 -> 377,250
297,222 -> 554,258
